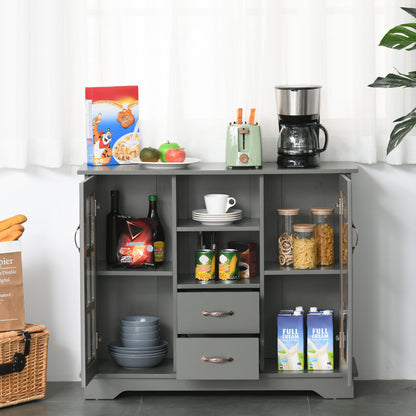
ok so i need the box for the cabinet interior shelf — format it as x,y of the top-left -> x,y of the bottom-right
177,218 -> 260,232
97,261 -> 173,277
177,275 -> 261,289
264,261 -> 344,276
97,359 -> 175,378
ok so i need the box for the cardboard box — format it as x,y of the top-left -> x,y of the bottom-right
228,241 -> 257,278
85,85 -> 140,166
0,241 -> 25,331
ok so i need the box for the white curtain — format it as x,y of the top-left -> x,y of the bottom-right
1,0 -> 415,168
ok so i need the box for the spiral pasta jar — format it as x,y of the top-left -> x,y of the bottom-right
292,224 -> 316,269
311,208 -> 334,266
277,208 -> 300,266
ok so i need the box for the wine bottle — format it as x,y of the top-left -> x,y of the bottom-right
106,190 -> 121,266
147,195 -> 165,265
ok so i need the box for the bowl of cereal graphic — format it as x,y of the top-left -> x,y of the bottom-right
112,132 -> 141,164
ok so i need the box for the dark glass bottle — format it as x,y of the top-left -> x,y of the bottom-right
106,190 -> 120,266
147,195 -> 165,265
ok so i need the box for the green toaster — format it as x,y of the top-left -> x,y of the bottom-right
226,123 -> 262,169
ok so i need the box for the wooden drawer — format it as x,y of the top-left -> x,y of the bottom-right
177,292 -> 259,334
176,337 -> 259,380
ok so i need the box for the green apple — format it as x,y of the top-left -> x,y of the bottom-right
158,141 -> 181,162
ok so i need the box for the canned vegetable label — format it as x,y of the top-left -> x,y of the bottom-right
195,249 -> 215,281
218,249 -> 239,280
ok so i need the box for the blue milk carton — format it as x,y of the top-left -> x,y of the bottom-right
277,310 -> 304,371
307,310 -> 334,371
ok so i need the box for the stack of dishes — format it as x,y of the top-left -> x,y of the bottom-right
192,208 -> 242,226
108,315 -> 168,368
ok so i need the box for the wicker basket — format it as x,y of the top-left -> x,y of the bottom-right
0,323 -> 49,408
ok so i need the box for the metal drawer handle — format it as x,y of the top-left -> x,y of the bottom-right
201,356 -> 234,364
202,310 -> 234,317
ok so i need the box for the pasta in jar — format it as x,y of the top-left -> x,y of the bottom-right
292,224 -> 316,270
311,208 -> 335,266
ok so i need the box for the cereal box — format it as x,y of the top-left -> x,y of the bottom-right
85,86 -> 140,166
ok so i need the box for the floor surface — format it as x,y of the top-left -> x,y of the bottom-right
1,380 -> 415,415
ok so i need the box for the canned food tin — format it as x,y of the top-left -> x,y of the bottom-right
195,249 -> 215,281
218,249 -> 239,281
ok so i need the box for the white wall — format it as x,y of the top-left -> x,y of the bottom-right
0,166 -> 80,381
0,162 -> 415,381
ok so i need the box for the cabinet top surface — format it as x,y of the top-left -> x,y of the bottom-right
77,161 -> 358,176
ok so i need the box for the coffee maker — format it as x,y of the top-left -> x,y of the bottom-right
275,85 -> 328,168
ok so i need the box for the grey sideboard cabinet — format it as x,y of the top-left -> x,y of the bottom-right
78,161 -> 358,400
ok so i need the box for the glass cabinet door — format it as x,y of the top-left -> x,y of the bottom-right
80,177 -> 98,387
338,174 -> 352,381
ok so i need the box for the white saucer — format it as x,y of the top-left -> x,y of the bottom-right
192,209 -> 242,218
192,214 -> 242,220
196,219 -> 241,226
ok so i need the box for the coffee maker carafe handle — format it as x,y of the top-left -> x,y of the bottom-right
316,124 -> 328,153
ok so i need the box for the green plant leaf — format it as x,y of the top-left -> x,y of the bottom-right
401,7 -> 416,20
379,23 -> 416,50
387,107 -> 416,154
369,72 -> 416,88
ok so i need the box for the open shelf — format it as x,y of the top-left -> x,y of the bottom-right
177,218 -> 260,232
177,274 -> 261,290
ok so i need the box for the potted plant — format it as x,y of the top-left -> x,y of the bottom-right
368,7 -> 416,155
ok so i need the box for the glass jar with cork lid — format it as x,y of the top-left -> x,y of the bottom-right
292,224 -> 316,269
311,207 -> 334,266
277,208 -> 300,267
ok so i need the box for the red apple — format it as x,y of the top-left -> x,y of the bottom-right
165,148 -> 186,162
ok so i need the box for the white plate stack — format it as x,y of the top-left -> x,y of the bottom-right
192,208 -> 242,225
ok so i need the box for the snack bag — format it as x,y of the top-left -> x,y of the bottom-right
85,86 -> 140,166
116,218 -> 155,267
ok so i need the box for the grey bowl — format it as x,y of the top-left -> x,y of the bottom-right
120,325 -> 159,334
121,316 -> 160,327
109,350 -> 166,368
120,330 -> 160,340
121,337 -> 160,348
109,340 -> 167,354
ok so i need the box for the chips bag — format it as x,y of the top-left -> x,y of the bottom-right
116,218 -> 155,267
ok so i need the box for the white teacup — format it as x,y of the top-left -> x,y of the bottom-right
204,194 -> 236,214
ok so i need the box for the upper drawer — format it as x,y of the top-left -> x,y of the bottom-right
177,291 -> 259,334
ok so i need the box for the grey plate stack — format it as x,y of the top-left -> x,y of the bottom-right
108,315 -> 168,368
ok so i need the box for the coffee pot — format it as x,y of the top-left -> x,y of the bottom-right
275,85 -> 328,168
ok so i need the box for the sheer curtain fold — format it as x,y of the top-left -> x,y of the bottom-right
0,0 -> 415,168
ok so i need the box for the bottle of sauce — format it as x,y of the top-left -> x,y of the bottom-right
106,190 -> 121,266
147,195 -> 165,265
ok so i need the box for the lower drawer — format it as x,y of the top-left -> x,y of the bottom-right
176,337 -> 259,380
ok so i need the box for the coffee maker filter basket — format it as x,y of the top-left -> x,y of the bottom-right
275,85 -> 321,117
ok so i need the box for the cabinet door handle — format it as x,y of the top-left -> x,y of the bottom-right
201,356 -> 234,363
74,225 -> 80,253
202,310 -> 234,317
352,224 -> 359,252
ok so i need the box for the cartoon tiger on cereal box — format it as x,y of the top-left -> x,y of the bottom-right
86,86 -> 140,166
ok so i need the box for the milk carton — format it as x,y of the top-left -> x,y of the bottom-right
277,310 -> 304,371
307,310 -> 334,371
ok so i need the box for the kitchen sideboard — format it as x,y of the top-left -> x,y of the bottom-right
78,161 -> 358,399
